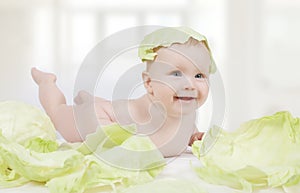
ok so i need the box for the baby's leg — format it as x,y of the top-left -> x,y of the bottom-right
31,67 -> 65,114
31,68 -> 81,142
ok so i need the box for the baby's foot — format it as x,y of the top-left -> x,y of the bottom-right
74,90 -> 93,105
31,67 -> 57,84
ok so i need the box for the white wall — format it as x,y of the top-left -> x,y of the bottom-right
225,0 -> 300,129
0,0 -> 299,131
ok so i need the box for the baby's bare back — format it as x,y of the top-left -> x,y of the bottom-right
93,98 -> 135,125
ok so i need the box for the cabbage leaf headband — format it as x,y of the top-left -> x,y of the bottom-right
138,26 -> 217,74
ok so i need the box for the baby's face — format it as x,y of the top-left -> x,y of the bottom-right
146,41 -> 211,116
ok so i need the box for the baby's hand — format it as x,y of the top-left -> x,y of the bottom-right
189,132 -> 204,146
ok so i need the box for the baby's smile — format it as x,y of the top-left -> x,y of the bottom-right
174,96 -> 196,101
173,95 -> 198,107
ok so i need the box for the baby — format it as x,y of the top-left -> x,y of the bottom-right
31,27 -> 216,157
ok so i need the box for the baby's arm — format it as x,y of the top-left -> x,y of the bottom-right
31,68 -> 83,142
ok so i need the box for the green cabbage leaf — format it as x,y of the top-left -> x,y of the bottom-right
0,131 -> 83,186
0,101 -> 57,146
0,102 -> 165,193
120,178 -> 207,193
46,127 -> 165,193
192,111 -> 300,192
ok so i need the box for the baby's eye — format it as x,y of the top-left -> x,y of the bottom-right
171,71 -> 182,77
195,73 -> 205,79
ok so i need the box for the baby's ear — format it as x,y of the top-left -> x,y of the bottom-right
142,71 -> 153,94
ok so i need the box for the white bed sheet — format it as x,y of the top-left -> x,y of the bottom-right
2,148 -> 287,193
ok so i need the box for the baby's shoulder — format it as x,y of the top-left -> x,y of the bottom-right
111,99 -> 138,112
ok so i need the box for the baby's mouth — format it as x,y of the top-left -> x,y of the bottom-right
174,96 -> 197,101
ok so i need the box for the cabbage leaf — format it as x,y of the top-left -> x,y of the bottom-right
0,106 -> 165,193
0,131 -> 83,183
0,101 -> 57,145
192,111 -> 300,192
120,178 -> 207,193
47,131 -> 165,193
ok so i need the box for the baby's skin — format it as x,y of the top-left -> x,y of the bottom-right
31,39 -> 210,157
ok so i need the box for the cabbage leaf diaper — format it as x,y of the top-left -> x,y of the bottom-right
192,111 -> 300,192
76,123 -> 136,155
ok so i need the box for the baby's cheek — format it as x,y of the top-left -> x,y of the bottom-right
156,76 -> 180,90
197,86 -> 209,105
200,82 -> 209,95
153,82 -> 175,96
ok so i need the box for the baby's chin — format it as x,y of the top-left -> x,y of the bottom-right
168,104 -> 198,116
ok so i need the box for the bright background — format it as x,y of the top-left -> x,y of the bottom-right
0,0 -> 300,131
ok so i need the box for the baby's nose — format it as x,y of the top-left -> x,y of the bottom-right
183,80 -> 196,90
